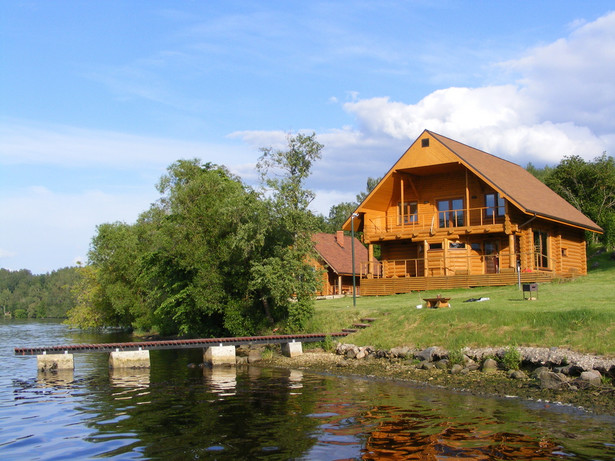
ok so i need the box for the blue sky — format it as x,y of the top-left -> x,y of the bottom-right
2,1 -> 615,274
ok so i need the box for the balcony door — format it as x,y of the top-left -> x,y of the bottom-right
437,198 -> 464,228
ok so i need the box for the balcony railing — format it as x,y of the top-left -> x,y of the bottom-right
365,206 -> 506,236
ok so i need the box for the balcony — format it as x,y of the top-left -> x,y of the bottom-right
363,206 -> 511,242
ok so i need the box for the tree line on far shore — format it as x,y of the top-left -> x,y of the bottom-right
1,139 -> 613,328
0,267 -> 79,319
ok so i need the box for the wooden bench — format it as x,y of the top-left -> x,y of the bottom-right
423,297 -> 451,308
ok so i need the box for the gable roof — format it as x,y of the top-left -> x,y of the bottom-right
344,129 -> 602,233
312,232 -> 369,276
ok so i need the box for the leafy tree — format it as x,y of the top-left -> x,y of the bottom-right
325,201 -> 357,232
139,160 -> 268,336
68,160 -> 274,337
69,135 -> 327,336
526,162 -> 553,182
84,221 -> 149,329
545,153 -> 615,248
67,265 -> 112,329
252,133 -> 324,331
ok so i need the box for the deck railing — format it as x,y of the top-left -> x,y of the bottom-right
365,206 -> 506,235
361,251 -> 552,279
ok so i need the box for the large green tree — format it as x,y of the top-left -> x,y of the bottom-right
139,160 -> 268,336
544,153 -> 615,248
69,161 -> 269,336
68,141 -> 325,336
252,132 -> 324,331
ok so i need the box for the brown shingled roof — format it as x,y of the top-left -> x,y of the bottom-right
428,130 -> 602,232
312,232 -> 369,276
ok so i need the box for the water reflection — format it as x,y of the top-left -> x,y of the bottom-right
288,369 -> 304,391
37,369 -> 74,387
109,367 -> 150,389
3,321 -> 615,460
203,365 -> 237,397
359,406 -> 560,460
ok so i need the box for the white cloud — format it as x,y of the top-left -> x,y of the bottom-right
310,188 -> 356,217
338,12 -> 615,165
0,119 -> 253,169
229,10 -> 615,214
503,11 -> 615,134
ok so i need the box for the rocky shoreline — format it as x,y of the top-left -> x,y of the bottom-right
257,343 -> 615,415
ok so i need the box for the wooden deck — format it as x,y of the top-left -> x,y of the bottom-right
360,272 -> 555,296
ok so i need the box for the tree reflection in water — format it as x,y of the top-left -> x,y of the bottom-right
359,406 -> 559,460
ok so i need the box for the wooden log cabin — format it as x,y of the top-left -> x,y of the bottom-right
342,130 -> 602,296
311,231 -> 371,296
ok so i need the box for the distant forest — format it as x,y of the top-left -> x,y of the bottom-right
0,267 -> 79,319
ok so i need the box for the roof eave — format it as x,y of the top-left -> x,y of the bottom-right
523,210 -> 603,234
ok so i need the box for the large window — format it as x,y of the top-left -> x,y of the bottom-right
533,230 -> 549,269
485,193 -> 505,218
437,198 -> 464,228
398,201 -> 418,224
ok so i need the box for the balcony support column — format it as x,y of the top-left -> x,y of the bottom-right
509,234 -> 516,269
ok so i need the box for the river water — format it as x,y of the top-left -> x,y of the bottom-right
1,320 -> 614,460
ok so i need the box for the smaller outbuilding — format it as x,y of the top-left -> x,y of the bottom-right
311,231 -> 372,297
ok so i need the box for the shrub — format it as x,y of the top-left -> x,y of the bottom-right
447,348 -> 465,367
499,346 -> 522,370
320,335 -> 335,352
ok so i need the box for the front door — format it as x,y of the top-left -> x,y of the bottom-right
484,240 -> 500,274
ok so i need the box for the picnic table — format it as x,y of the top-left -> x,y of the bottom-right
423,296 -> 451,308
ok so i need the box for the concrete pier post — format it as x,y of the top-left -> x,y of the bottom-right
109,350 -> 150,368
204,345 -> 236,365
281,341 -> 303,358
37,352 -> 74,371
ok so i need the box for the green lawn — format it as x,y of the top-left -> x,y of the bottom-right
305,250 -> 615,356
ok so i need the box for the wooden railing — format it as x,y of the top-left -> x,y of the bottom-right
365,206 -> 506,236
361,252 -> 552,279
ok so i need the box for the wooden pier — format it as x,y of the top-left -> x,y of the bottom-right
15,332 -> 349,370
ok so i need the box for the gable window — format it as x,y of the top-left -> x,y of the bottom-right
437,198 -> 464,228
533,230 -> 549,269
398,201 -> 418,224
485,193 -> 505,219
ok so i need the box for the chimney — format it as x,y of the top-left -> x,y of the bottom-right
336,230 -> 344,247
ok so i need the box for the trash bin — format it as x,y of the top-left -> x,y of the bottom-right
522,283 -> 538,300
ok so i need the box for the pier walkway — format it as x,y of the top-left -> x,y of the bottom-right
15,332 -> 349,370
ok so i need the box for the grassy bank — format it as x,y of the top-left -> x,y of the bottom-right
305,249 -> 615,356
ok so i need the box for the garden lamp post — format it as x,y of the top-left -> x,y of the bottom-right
351,213 -> 359,307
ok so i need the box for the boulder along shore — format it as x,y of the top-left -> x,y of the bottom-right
257,343 -> 615,415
